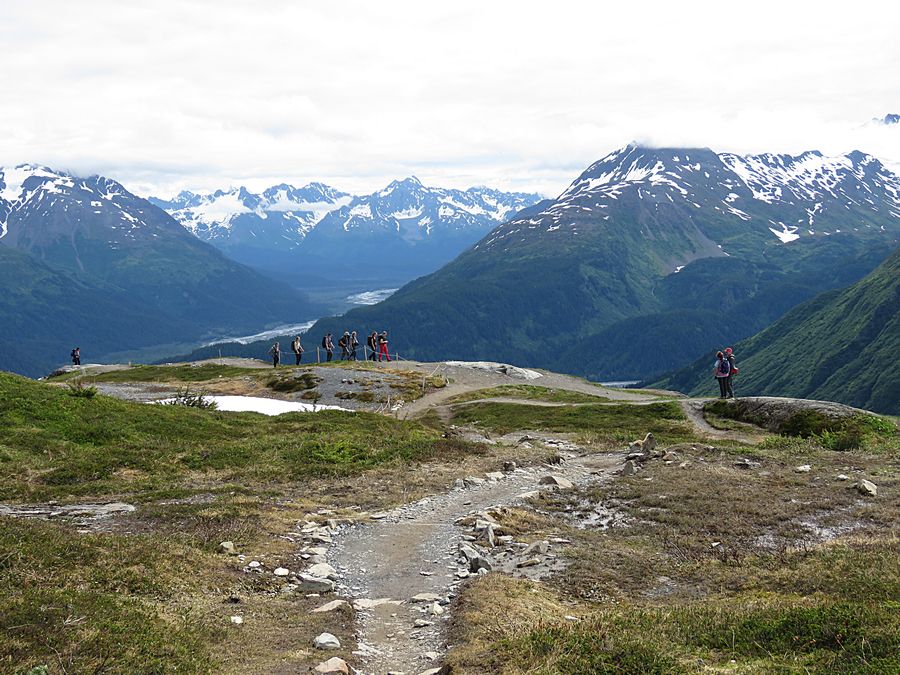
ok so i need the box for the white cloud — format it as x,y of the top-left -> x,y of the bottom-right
1,0 -> 898,198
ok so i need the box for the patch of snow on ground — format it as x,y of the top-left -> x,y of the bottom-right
768,223 -> 801,243
444,361 -> 543,380
160,395 -> 349,415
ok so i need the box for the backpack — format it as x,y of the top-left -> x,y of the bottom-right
718,358 -> 731,376
322,336 -> 328,349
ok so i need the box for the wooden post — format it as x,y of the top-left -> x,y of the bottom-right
317,347 -> 321,364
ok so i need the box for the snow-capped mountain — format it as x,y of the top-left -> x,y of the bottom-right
871,113 -> 900,126
150,183 -> 353,248
480,144 -> 900,256
152,177 -> 541,283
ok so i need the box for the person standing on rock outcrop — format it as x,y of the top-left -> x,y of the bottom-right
291,336 -> 304,365
714,350 -> 731,398
269,341 -> 281,368
724,347 -> 738,398
377,331 -> 391,362
367,332 -> 377,361
70,347 -> 81,366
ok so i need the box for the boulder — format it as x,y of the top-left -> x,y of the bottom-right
469,554 -> 493,573
311,599 -> 348,613
308,562 -> 338,579
622,460 -> 639,476
298,574 -> 335,593
857,480 -> 878,497
219,541 -> 237,555
314,657 -> 349,674
314,632 -> 341,650
273,567 -> 290,577
538,475 -> 574,489
430,602 -> 444,616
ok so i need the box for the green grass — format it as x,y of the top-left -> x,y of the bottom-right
447,385 -> 611,404
0,516 -> 221,674
0,372 -> 475,502
266,371 -> 320,393
450,400 -> 694,442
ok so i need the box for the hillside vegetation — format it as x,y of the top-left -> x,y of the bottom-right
654,248 -> 900,414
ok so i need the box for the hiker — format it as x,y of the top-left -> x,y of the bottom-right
349,331 -> 359,361
713,350 -> 731,398
367,331 -> 378,361
322,333 -> 334,362
291,335 -> 304,365
338,331 -> 351,360
724,347 -> 738,398
269,341 -> 281,368
377,331 -> 391,362
70,347 -> 81,366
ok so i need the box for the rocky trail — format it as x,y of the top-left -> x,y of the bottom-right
318,439 -> 624,674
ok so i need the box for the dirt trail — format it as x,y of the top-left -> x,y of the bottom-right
328,445 -> 622,674
679,399 -> 764,445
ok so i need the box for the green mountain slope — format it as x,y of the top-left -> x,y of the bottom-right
652,248 -> 900,414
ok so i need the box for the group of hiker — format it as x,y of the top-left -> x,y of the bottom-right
267,331 -> 392,367
713,347 -> 738,398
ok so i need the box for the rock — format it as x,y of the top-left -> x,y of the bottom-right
230,615 -> 243,625
314,632 -> 341,650
411,592 -> 443,603
304,546 -> 328,556
430,602 -> 444,616
298,574 -> 335,593
517,558 -> 541,568
485,471 -> 505,481
524,540 -> 549,556
469,554 -> 493,573
476,525 -> 496,548
625,452 -> 645,461
795,465 -> 812,473
733,459 -> 760,470
836,474 -> 849,481
417,669 -> 443,675
311,599 -> 348,613
314,657 -> 349,674
857,480 -> 877,497
622,460 -> 639,476
308,562 -> 337,579
503,461 -> 517,471
453,478 -> 466,489
370,512 -> 388,520
414,619 -> 433,627
538,475 -> 574,489
353,598 -> 401,610
424,651 -> 440,661
661,451 -> 679,461
497,535 -> 514,544
219,541 -> 237,555
311,533 -> 333,544
247,560 -> 261,569
463,476 -> 485,487
273,567 -> 290,577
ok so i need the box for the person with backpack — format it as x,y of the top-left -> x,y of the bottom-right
724,347 -> 738,398
269,341 -> 281,368
322,333 -> 334,362
71,347 -> 81,366
377,331 -> 391,362
367,332 -> 378,361
713,350 -> 731,398
338,331 -> 351,360
349,331 -> 359,361
291,336 -> 304,365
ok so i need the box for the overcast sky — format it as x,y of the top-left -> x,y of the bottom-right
1,1 -> 898,198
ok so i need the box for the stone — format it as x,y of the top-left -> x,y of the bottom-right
485,471 -> 505,481
524,540 -> 549,556
273,567 -> 290,577
414,619 -> 433,627
857,480 -> 877,497
304,546 -> 328,556
622,460 -> 639,476
836,474 -> 849,481
314,657 -> 349,674
219,541 -> 237,555
475,525 -> 496,548
625,452 -> 645,461
453,478 -> 466,489
308,562 -> 338,579
795,465 -> 812,473
503,461 -> 517,471
661,451 -> 679,461
411,592 -> 443,603
424,651 -> 440,661
298,574 -> 335,593
417,669 -> 442,675
463,476 -> 485,487
314,632 -> 341,650
230,615 -> 243,625
430,602 -> 444,616
311,599 -> 349,613
353,598 -> 401,610
498,535 -> 514,544
538,475 -> 574,489
247,560 -> 261,569
469,555 -> 493,573
517,558 -> 540,568
733,459 -> 760,470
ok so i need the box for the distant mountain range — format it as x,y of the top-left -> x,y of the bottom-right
0,165 -> 316,376
652,248 -> 900,414
307,144 -> 900,381
150,179 -> 541,284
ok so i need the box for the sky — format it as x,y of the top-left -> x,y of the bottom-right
1,1 -> 899,198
